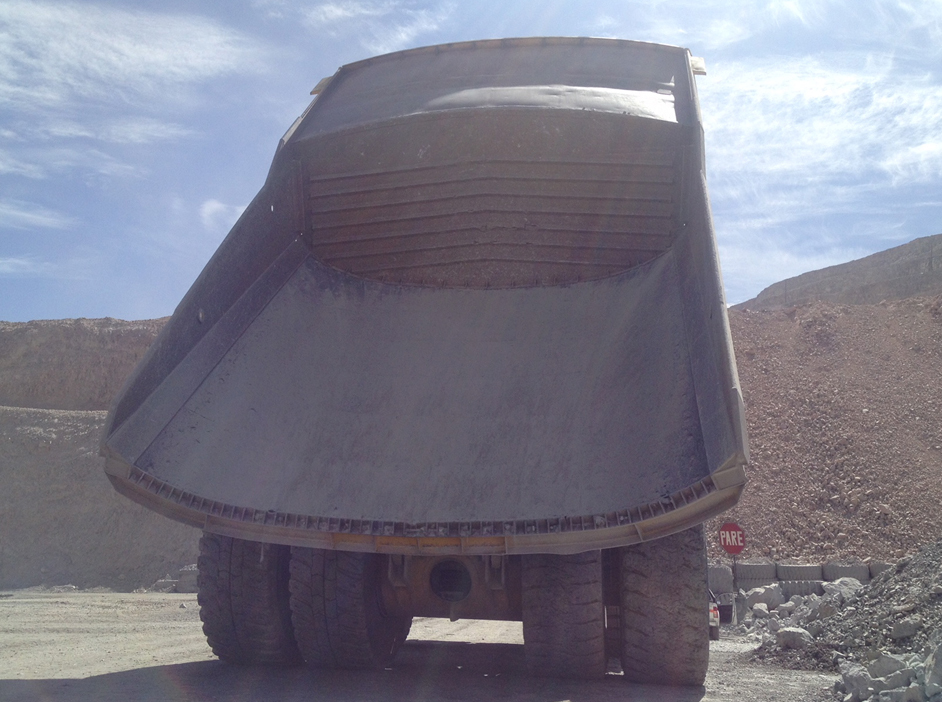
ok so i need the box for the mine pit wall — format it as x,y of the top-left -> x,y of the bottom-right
0,405 -> 199,591
0,318 -> 199,592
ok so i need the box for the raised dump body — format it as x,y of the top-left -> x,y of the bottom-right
102,38 -> 748,684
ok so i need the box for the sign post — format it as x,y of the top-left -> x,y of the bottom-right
718,522 -> 745,591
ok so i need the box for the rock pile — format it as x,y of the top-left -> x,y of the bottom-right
739,538 -> 942,700
708,295 -> 942,563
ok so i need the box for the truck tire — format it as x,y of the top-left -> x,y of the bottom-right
289,547 -> 410,668
620,525 -> 709,686
822,563 -> 870,583
708,564 -> 734,594
780,580 -> 824,599
776,563 -> 823,581
521,551 -> 606,679
734,560 -> 777,586
197,533 -> 301,665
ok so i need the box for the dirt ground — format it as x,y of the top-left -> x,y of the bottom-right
0,590 -> 837,702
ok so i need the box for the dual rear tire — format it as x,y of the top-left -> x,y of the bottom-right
289,546 -> 411,668
197,534 -> 409,668
619,525 -> 710,685
520,525 -> 710,685
521,550 -> 607,678
197,533 -> 301,665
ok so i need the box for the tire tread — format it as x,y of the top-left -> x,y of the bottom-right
289,548 -> 410,668
521,551 -> 606,679
620,525 -> 709,686
197,533 -> 300,665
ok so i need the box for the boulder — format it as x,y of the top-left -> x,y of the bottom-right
776,627 -> 814,650
881,668 -> 917,691
925,642 -> 942,697
149,575 -> 178,593
890,617 -> 923,640
874,683 -> 927,701
869,653 -> 910,679
823,577 -> 864,604
745,583 -> 785,610
840,659 -> 876,701
809,598 -> 839,621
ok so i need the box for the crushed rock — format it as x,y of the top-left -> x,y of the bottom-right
813,539 -> 942,659
747,539 -> 942,669
709,296 -> 942,564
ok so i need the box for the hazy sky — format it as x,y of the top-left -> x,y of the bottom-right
2,0 -> 940,321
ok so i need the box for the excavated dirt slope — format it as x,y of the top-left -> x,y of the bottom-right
0,406 -> 199,590
0,317 -> 165,410
707,295 -> 942,563
0,318 -> 198,591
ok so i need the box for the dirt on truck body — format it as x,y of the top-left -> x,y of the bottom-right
100,37 -> 748,685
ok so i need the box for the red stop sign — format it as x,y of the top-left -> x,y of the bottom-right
719,522 -> 745,555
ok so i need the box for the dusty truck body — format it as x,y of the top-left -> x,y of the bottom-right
101,37 -> 748,684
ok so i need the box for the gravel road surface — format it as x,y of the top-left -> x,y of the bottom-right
0,590 -> 837,702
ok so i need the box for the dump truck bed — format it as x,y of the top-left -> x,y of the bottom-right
101,38 -> 747,555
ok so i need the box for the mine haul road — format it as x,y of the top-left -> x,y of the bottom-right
0,590 -> 836,702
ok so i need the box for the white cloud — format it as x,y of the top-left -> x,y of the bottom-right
694,45 -> 942,302
702,54 -> 942,187
302,1 -> 454,54
306,1 -> 394,24
26,117 -> 194,146
0,1 -> 263,113
17,146 -> 143,181
0,148 -> 43,177
588,14 -> 619,34
0,256 -> 53,276
200,199 -> 246,233
586,0 -> 942,55
766,0 -> 824,26
0,252 -> 101,280
883,142 -> 942,182
0,2 -> 262,184
0,199 -> 75,229
102,119 -> 196,145
586,3 -> 758,51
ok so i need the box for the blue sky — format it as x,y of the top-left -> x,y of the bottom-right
2,0 -> 941,321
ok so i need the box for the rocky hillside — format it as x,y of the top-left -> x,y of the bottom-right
734,233 -> 942,311
707,295 -> 942,562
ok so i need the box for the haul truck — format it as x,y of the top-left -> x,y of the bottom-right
101,37 -> 748,685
